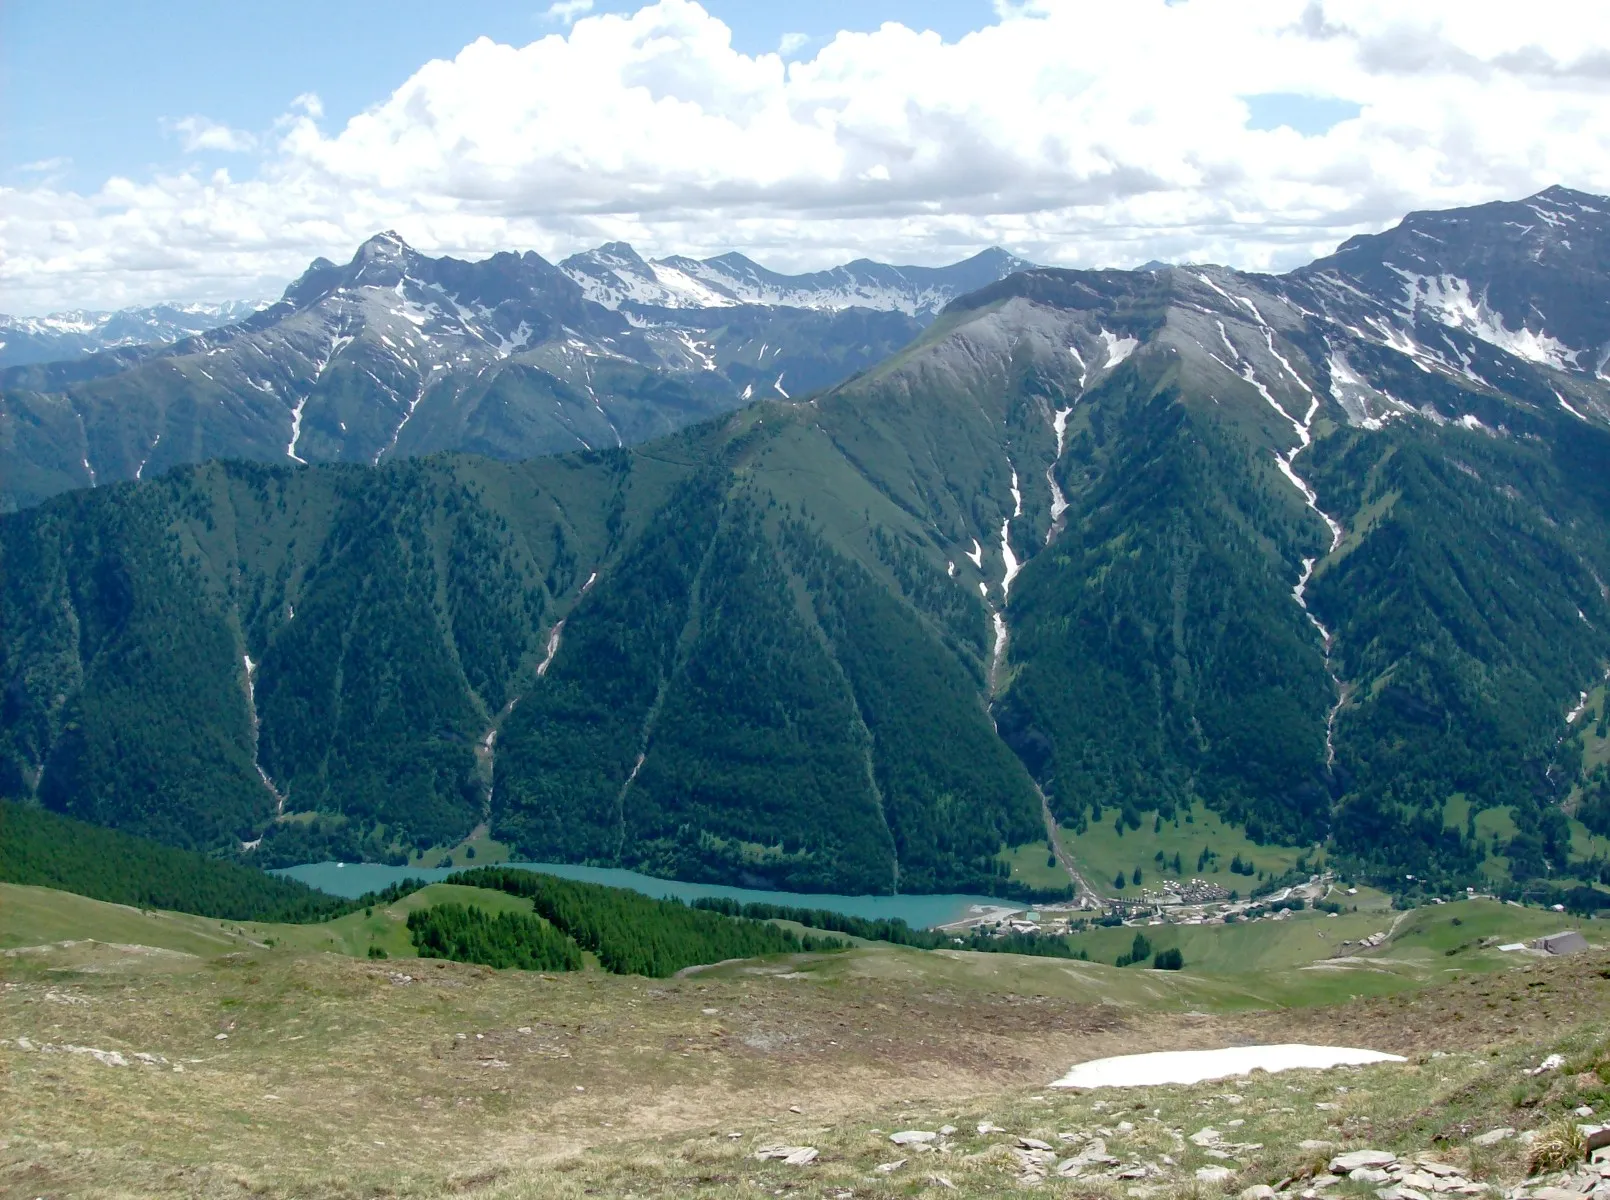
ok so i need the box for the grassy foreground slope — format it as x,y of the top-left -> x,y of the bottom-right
2,879 -> 1608,1198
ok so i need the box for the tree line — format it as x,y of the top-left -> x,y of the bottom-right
449,867 -> 845,977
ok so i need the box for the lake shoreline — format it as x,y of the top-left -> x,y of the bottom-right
273,860 -> 1023,930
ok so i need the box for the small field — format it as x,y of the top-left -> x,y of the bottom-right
999,841 -> 1070,892
1059,801 -> 1318,897
407,824 -> 514,870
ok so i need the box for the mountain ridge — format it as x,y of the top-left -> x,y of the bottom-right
2,186 -> 1609,898
0,236 -> 1039,512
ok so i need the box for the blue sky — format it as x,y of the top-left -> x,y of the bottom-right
2,1 -> 996,193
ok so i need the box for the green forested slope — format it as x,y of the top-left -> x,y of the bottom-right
0,799 -> 352,921
3,257 -> 1609,897
1307,418 -> 1610,879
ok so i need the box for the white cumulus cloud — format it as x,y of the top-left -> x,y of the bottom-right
170,116 -> 259,154
544,0 -> 595,25
4,0 -> 1610,313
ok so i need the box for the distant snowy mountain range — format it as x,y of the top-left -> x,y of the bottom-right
0,302 -> 267,369
557,243 -> 1036,317
0,237 -> 1032,508
0,242 -> 1033,372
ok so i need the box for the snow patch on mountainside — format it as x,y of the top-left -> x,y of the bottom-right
1395,270 -> 1580,370
1099,329 -> 1138,368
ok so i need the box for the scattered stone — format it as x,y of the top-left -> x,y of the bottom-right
890,1131 -> 937,1146
32,1043 -> 129,1067
1414,1162 -> 1460,1178
1351,1168 -> 1392,1183
214,1033 -> 228,1041
1472,1129 -> 1517,1147
1332,1151 -> 1399,1173
978,1122 -> 1006,1135
1376,1188 -> 1429,1200
1242,1187 -> 1278,1200
1198,1165 -> 1236,1184
1192,1128 -> 1224,1146
1301,1141 -> 1340,1152
929,1176 -> 957,1190
788,1105 -> 801,1113
754,1144 -> 817,1165
939,1125 -> 957,1136
1310,1173 -> 1341,1189
873,1159 -> 906,1174
1019,1137 -> 1054,1151
1577,1108 -> 1597,1119
1528,1189 -> 1590,1200
1526,1055 -> 1568,1077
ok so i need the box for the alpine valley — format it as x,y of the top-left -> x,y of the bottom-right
4,186 -> 1610,900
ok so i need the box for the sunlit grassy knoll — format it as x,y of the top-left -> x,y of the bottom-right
1060,801 -> 1318,897
1380,898 -> 1593,960
0,880 -> 541,962
0,882 -> 249,957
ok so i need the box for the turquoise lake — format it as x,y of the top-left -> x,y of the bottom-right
274,861 -> 1018,929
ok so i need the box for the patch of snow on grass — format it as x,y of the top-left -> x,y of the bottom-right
1051,1045 -> 1405,1090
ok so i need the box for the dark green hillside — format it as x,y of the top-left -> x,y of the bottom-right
1307,417 -> 1610,879
490,472 -> 728,867
996,377 -> 1334,844
407,901 -> 584,972
782,521 -> 1044,892
1,481 -> 268,849
452,866 -> 832,977
0,799 -> 350,921
0,415 -> 1051,893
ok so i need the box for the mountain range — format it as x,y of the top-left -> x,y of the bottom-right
2,185 -> 1608,897
0,240 -> 1032,512
0,301 -> 264,370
